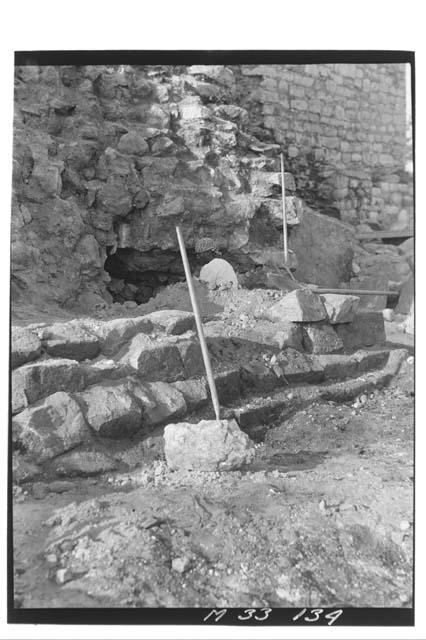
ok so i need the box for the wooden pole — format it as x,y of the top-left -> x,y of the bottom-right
315,288 -> 397,296
176,226 -> 221,421
280,153 -> 288,265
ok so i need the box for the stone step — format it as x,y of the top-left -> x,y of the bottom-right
13,348 -> 406,481
224,348 -> 406,439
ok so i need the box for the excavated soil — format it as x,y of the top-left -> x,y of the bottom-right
13,357 -> 414,609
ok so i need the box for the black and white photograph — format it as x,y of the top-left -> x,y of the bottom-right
8,48 -> 415,627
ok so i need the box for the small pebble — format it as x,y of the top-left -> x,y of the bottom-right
400,520 -> 410,531
407,356 -> 414,365
172,556 -> 190,573
55,568 -> 73,585
45,553 -> 58,564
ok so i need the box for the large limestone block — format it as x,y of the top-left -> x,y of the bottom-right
176,340 -> 205,377
119,334 -> 184,382
12,392 -> 88,462
12,359 -> 86,414
41,321 -> 101,361
289,206 -> 355,287
164,419 -> 255,471
171,379 -> 208,410
77,382 -> 142,438
129,381 -> 187,427
276,348 -> 324,383
320,294 -> 360,324
302,323 -> 345,355
335,312 -> 386,351
11,327 -> 42,368
266,289 -> 327,323
147,309 -> 196,335
92,316 -> 154,356
200,259 -> 238,290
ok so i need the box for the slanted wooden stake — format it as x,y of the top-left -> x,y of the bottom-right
176,226 -> 221,421
280,152 -> 288,265
315,288 -> 397,297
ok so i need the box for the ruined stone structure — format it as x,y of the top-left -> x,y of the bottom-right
12,63 -> 411,311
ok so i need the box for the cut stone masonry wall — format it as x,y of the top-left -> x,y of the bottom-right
237,63 -> 413,227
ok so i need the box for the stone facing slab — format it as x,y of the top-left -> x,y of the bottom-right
266,289 -> 328,323
334,312 -> 386,351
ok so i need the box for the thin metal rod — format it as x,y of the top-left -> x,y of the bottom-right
315,288 -> 397,296
176,226 -> 221,421
280,153 -> 288,265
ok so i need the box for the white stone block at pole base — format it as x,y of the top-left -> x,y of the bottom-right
164,419 -> 255,471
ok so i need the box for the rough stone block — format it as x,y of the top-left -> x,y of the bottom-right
41,321 -> 101,361
302,323 -> 345,354
12,359 -> 86,414
320,293 -> 360,324
316,354 -> 358,380
119,334 -> 184,382
353,349 -> 390,372
147,310 -> 195,335
335,312 -> 386,351
289,207 -> 355,287
395,274 -> 414,314
276,348 -> 324,383
171,379 -> 208,410
11,327 -> 42,369
12,453 -> 41,484
12,392 -> 89,462
213,369 -> 242,404
164,419 -> 255,471
76,382 -> 142,438
240,361 -> 277,393
83,359 -> 132,386
176,340 -> 205,377
49,450 -> 118,477
272,322 -> 304,351
129,381 -> 187,427
93,316 -> 154,356
266,289 -> 327,323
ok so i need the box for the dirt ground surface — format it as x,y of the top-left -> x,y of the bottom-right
13,355 -> 414,609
